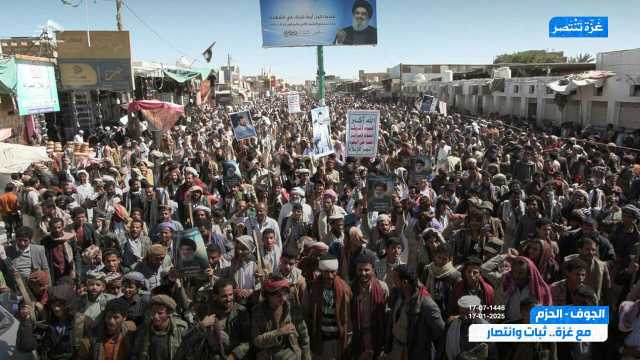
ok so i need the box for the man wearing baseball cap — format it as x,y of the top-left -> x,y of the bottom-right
134,294 -> 189,360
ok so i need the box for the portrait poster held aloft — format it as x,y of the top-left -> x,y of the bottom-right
366,174 -> 394,213
229,110 -> 257,140
311,106 -> 335,158
346,109 -> 380,158
222,160 -> 242,188
420,95 -> 438,114
410,156 -> 433,185
175,228 -> 209,278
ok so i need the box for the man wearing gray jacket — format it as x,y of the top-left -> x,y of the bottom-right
1,226 -> 50,289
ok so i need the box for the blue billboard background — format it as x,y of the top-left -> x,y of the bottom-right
260,0 -> 378,47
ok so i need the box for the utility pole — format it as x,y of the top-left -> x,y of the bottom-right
116,0 -> 124,31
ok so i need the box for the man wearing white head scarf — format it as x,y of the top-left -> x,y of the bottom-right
278,187 -> 313,226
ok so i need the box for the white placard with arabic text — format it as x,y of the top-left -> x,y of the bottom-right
287,93 -> 301,113
346,110 -> 380,158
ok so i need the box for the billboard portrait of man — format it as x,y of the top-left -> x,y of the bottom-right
335,0 -> 378,45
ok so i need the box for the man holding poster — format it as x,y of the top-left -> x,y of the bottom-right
346,110 -> 380,158
230,111 -> 257,140
311,106 -> 334,158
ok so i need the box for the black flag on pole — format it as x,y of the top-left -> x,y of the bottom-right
202,41 -> 216,63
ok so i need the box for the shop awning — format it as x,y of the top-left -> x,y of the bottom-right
163,67 -> 217,83
0,59 -> 17,95
546,70 -> 616,95
128,100 -> 184,132
0,141 -> 49,173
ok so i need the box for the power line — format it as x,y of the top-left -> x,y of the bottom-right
99,0 -> 190,58
123,1 -> 189,57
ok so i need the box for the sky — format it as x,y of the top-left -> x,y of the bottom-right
1,0 -> 638,84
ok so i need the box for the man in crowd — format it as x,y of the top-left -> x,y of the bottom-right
177,278 -> 251,359
134,294 -> 189,360
2,226 -> 49,284
0,182 -> 20,241
387,264 -> 445,360
251,275 -> 311,360
306,253 -> 351,359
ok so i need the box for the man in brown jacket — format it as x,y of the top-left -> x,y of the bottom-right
78,298 -> 137,360
305,253 -> 352,360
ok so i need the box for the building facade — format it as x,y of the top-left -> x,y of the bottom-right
426,49 -> 640,129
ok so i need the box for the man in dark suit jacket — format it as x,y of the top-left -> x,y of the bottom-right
280,203 -> 313,255
1,226 -> 50,290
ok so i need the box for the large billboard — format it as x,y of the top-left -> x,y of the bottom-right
15,60 -> 60,116
56,31 -> 133,91
260,0 -> 378,47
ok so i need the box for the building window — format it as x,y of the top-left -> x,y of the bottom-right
632,85 -> 640,97
529,85 -> 535,94
594,86 -> 604,96
546,87 -> 554,95
514,85 -> 519,94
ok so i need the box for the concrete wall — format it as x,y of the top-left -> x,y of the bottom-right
597,48 -> 640,74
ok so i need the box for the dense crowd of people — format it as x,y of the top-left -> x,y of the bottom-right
1,93 -> 640,360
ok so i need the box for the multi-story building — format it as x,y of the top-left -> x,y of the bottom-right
425,49 -> 640,129
358,70 -> 388,83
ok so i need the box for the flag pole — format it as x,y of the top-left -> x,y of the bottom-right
85,0 -> 91,47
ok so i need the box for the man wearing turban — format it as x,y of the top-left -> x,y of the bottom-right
335,0 -> 378,45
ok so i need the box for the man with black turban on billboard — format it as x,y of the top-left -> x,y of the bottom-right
335,0 -> 378,45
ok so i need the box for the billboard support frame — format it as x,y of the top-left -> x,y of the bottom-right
317,46 -> 325,105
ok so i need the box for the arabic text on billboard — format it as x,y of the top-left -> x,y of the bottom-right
260,0 -> 378,47
56,31 -> 133,91
16,61 -> 60,116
